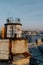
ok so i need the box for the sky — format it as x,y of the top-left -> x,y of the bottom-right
0,0 -> 43,31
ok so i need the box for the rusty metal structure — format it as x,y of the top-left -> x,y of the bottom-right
1,18 -> 31,64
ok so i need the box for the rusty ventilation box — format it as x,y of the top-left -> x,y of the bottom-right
4,18 -> 22,39
4,18 -> 29,57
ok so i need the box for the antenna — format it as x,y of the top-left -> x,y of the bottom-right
7,8 -> 10,18
8,9 -> 9,18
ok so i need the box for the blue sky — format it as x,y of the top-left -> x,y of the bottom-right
0,0 -> 43,30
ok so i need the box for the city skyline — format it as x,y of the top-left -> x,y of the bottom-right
0,0 -> 43,31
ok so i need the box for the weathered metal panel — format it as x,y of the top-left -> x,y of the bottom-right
12,57 -> 30,65
11,39 -> 28,54
7,25 -> 12,37
37,39 -> 42,46
6,25 -> 22,38
13,25 -> 22,38
0,39 -> 9,59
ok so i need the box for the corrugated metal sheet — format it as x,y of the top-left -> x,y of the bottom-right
11,39 -> 28,54
0,39 -> 9,59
